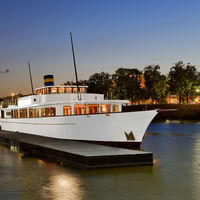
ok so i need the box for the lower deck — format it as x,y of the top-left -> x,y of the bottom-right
0,130 -> 153,168
1,103 -> 121,119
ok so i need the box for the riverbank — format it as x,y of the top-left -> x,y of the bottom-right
123,104 -> 200,121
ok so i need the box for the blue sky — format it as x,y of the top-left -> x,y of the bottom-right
1,0 -> 200,97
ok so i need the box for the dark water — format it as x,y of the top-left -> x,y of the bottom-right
1,120 -> 200,200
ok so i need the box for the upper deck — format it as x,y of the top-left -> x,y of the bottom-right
17,93 -> 107,108
35,85 -> 88,95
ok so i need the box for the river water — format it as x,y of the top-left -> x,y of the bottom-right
0,120 -> 200,200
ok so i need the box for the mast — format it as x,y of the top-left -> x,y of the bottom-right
28,61 -> 34,95
70,32 -> 81,100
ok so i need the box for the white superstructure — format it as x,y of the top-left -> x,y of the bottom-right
0,84 -> 157,149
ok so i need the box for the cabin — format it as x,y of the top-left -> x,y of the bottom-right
0,75 -> 128,119
0,85 -> 128,119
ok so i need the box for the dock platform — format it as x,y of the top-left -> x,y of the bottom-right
0,130 -> 153,168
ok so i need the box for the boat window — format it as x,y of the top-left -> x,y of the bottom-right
41,107 -> 56,117
51,87 -> 58,94
41,108 -> 45,117
113,105 -> 118,112
14,110 -> 18,118
1,110 -> 4,118
58,87 -> 65,94
5,111 -> 12,118
33,108 -> 40,118
88,104 -> 99,114
80,88 -> 86,93
73,88 -> 78,93
50,107 -> 56,116
11,110 -> 13,118
29,108 -> 33,118
44,88 -> 49,94
64,106 -> 72,115
36,89 -> 42,95
101,104 -> 110,113
74,104 -> 86,115
46,87 -> 51,94
66,88 -> 72,93
19,109 -> 27,118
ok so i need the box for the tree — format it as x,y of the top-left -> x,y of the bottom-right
184,64 -> 198,103
64,79 -> 88,86
112,68 -> 143,103
168,61 -> 198,103
144,65 -> 168,103
87,72 -> 112,99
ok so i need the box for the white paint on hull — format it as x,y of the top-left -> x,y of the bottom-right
0,110 -> 157,143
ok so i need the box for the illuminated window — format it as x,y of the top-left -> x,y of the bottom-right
6,111 -> 12,117
43,88 -> 50,94
36,89 -> 42,95
50,107 -> 56,116
88,104 -> 99,114
74,104 -> 86,115
66,88 -> 72,93
33,108 -> 40,118
80,88 -> 86,93
19,109 -> 27,118
51,87 -> 58,94
13,110 -> 18,118
41,108 -> 45,117
101,104 -> 110,113
73,88 -> 78,93
47,87 -> 51,94
113,105 -> 118,112
58,87 -> 65,94
41,107 -> 56,117
64,106 -> 72,115
29,108 -> 33,118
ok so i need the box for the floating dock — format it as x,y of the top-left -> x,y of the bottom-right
0,130 -> 153,168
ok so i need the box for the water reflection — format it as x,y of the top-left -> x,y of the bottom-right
144,120 -> 200,200
41,172 -> 85,200
2,120 -> 200,199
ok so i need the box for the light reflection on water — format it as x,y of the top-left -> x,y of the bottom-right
41,170 -> 85,200
1,120 -> 200,199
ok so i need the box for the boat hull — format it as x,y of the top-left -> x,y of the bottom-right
0,110 -> 157,149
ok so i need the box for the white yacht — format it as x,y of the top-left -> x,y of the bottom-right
0,33 -> 158,149
0,75 -> 157,149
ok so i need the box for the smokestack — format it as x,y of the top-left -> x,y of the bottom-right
44,75 -> 54,86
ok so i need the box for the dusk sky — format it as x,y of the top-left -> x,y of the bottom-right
1,0 -> 200,97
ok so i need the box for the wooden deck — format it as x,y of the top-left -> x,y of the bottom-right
0,130 -> 153,168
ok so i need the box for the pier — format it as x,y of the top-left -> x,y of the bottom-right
0,130 -> 153,168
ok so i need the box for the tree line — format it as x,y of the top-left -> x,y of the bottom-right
64,61 -> 200,104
